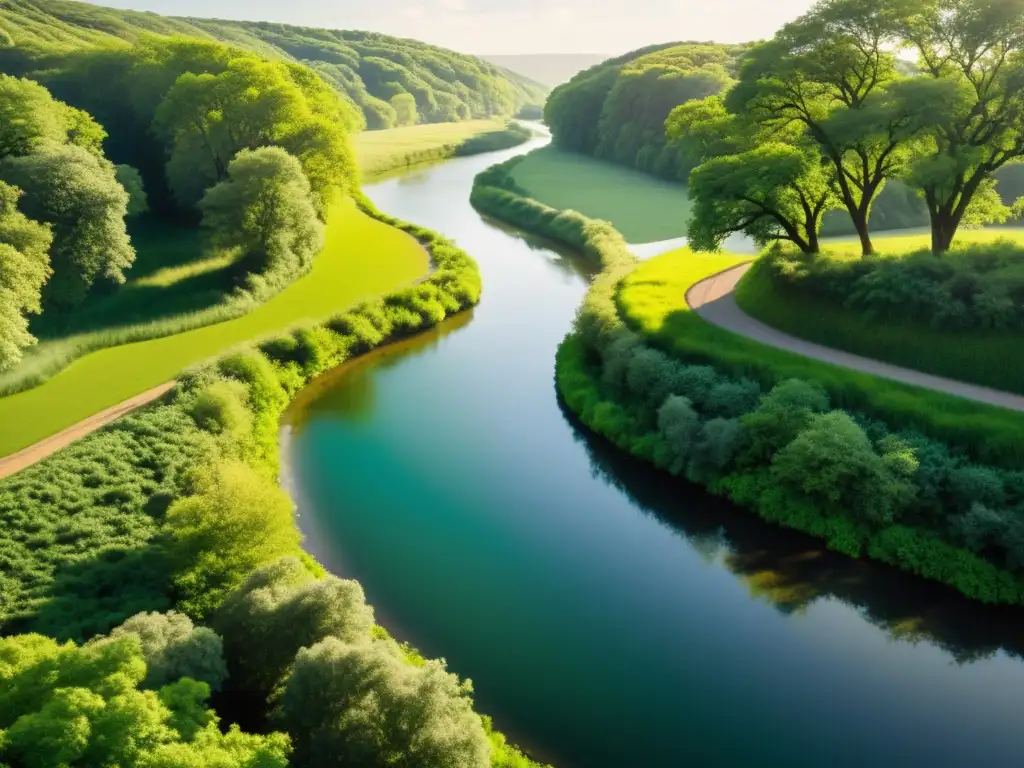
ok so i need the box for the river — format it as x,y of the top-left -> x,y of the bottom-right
282,137 -> 1024,767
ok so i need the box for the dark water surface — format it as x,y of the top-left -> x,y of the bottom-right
283,138 -> 1024,768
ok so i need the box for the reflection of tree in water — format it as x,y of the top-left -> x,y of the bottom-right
478,216 -> 596,282
285,309 -> 475,427
559,398 -> 1024,666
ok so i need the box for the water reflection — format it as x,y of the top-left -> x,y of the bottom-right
561,398 -> 1024,666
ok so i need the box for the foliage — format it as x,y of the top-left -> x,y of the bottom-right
0,633 -> 291,768
0,144 -> 134,309
0,181 -> 52,371
200,147 -> 324,299
0,1 -> 546,130
164,459 -> 304,620
110,611 -> 228,693
115,165 -> 149,217
278,637 -> 491,768
545,42 -> 747,179
212,557 -> 374,698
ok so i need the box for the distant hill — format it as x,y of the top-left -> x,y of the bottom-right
0,0 -> 548,129
480,54 -> 608,88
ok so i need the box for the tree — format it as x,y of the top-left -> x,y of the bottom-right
728,0 -> 916,255
771,410 -> 918,524
110,611 -> 228,693
278,637 -> 491,768
896,0 -> 1024,252
0,633 -> 291,767
688,142 -> 838,252
115,165 -> 149,217
199,147 -> 323,297
0,181 -> 52,371
212,558 -> 374,697
390,93 -> 419,126
165,460 -> 303,620
0,75 -> 106,160
0,144 -> 134,309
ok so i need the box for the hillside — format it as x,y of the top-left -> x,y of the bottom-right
480,53 -> 608,87
544,42 -> 750,180
0,0 -> 548,129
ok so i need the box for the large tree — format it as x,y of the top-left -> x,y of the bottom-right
0,75 -> 105,161
728,0 -> 918,255
0,181 -> 51,371
688,142 -> 837,253
199,146 -> 324,296
896,0 -> 1024,252
0,145 -> 134,309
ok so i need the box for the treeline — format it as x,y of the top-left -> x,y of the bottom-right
0,33 -> 362,373
0,0 -> 547,130
675,0 -> 1024,255
543,42 -> 749,180
0,201 -> 544,767
472,158 -> 1024,606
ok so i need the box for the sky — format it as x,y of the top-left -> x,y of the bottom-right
83,0 -> 819,55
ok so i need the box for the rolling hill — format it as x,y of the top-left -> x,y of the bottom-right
480,53 -> 608,87
0,0 -> 548,129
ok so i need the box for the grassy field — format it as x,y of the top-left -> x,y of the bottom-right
355,120 -> 508,178
508,146 -> 692,242
617,247 -> 1024,467
0,198 -> 428,457
736,228 -> 1024,396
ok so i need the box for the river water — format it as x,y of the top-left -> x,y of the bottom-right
282,138 -> 1024,767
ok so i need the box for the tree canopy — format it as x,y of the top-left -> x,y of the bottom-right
545,42 -> 749,180
0,181 -> 51,370
0,0 -> 547,131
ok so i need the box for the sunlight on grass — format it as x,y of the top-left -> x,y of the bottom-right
131,248 -> 238,288
355,120 -> 506,177
0,198 -> 429,457
509,147 -> 692,243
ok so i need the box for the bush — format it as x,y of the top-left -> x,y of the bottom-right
110,611 -> 228,693
278,637 -> 491,768
657,396 -> 700,475
212,558 -> 374,698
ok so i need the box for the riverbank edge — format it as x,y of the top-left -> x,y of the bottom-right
2,193 -> 546,766
360,121 -> 533,182
470,156 -> 1024,607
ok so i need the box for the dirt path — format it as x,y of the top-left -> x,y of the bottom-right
687,264 -> 1024,413
0,381 -> 176,481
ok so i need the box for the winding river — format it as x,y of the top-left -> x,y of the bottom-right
283,137 -> 1024,767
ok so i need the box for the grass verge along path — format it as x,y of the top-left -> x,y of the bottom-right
508,146 -> 692,242
696,263 -> 1024,412
0,197 -> 428,458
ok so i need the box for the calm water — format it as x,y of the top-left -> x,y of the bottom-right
283,138 -> 1024,767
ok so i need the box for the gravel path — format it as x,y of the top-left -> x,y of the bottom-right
0,381 -> 176,481
686,264 -> 1024,413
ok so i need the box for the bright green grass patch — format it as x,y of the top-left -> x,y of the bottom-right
508,146 -> 692,243
735,228 -> 1024,396
355,120 -> 506,178
820,226 -> 1024,257
618,249 -> 1024,467
0,197 -> 428,457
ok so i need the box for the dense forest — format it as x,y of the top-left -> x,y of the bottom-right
0,0 -> 547,129
543,42 -> 750,181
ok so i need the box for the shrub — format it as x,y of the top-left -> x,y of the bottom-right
212,557 -> 374,697
740,379 -> 829,464
110,611 -> 227,692
278,637 -> 490,768
165,461 -> 302,620
657,396 -> 700,475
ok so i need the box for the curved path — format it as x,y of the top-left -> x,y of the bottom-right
687,263 -> 1024,413
0,381 -> 176,480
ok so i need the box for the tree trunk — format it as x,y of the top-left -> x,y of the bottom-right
806,227 -> 820,254
931,213 -> 957,254
851,209 -> 873,256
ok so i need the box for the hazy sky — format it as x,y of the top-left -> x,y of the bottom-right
84,0 -> 818,55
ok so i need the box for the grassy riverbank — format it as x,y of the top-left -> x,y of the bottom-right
355,120 -> 532,179
472,156 -> 1024,606
507,146 -> 692,242
0,198 -> 428,458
